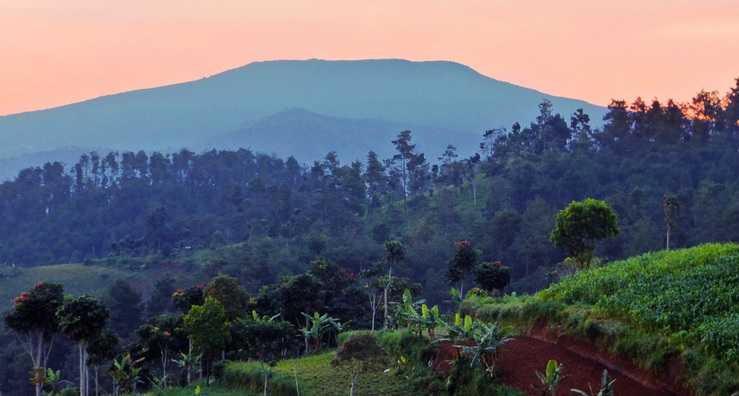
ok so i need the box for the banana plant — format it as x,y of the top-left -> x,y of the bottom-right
393,289 -> 438,339
300,312 -> 343,354
535,359 -> 566,396
436,313 -> 476,344
110,353 -> 145,396
571,369 -> 615,396
420,303 -> 440,341
455,321 -> 513,378
171,350 -> 202,386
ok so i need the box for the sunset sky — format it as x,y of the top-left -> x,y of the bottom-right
1,1 -> 738,116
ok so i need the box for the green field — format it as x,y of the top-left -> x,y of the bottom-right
463,243 -> 739,396
0,260 -> 186,314
223,351 -> 426,396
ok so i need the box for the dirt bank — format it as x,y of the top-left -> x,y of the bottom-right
433,335 -> 690,395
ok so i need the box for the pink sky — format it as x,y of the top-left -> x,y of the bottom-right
1,1 -> 738,116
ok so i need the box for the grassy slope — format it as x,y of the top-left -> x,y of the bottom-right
537,243 -> 739,363
224,351 -> 426,396
0,245 -> 236,315
465,243 -> 739,396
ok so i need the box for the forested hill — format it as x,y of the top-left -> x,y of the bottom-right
1,79 -> 737,304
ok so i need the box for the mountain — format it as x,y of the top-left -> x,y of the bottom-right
0,59 -> 606,172
204,108 -> 456,163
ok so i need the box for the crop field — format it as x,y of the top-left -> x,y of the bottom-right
537,243 -> 739,365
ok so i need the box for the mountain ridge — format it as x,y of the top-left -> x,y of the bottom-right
0,58 -> 606,172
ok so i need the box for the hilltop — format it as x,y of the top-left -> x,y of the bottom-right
0,59 -> 605,179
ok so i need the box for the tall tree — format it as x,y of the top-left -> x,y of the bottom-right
203,274 -> 251,321
389,130 -> 428,208
57,295 -> 110,396
104,278 -> 143,339
662,194 -> 679,250
570,108 -> 593,152
364,151 -> 386,215
382,240 -> 404,329
599,99 -> 631,151
722,78 -> 739,145
4,282 -> 64,396
445,240 -> 478,295
183,296 -> 231,385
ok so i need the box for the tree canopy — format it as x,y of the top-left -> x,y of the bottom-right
550,198 -> 620,268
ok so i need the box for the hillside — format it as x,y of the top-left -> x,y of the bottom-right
203,107 -> 453,163
0,59 -> 606,173
463,244 -> 739,396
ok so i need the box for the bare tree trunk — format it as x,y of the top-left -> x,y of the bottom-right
383,266 -> 393,329
34,331 -> 44,396
369,291 -> 378,331
304,317 -> 310,354
260,362 -> 270,396
78,343 -> 86,396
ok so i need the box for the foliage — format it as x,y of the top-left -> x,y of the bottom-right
534,359 -> 566,396
183,296 -> 231,384
550,198 -> 620,269
475,261 -> 511,295
376,329 -> 431,367
300,311 -> 343,354
134,314 -> 187,388
537,244 -> 739,362
171,351 -> 202,387
203,274 -> 251,320
331,332 -> 390,396
454,321 -> 513,379
435,313 -> 477,344
532,243 -> 739,395
172,285 -> 205,316
2,84 -> 739,395
382,240 -> 405,329
57,294 -> 110,396
104,278 -> 143,339
445,240 -> 479,294
231,311 -> 296,396
571,369 -> 615,396
224,352 -> 426,396
110,353 -> 145,395
4,282 -> 64,396
393,288 -> 438,340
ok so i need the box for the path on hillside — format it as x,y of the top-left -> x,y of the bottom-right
496,336 -> 688,396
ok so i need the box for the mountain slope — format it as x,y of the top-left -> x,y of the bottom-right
0,59 -> 606,164
204,108 -> 456,163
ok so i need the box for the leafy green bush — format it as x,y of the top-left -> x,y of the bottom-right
376,329 -> 430,364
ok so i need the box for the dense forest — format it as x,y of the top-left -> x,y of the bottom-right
1,79 -> 738,395
2,80 -> 737,298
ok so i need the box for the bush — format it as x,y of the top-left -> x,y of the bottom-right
376,329 -> 430,364
222,363 -> 297,395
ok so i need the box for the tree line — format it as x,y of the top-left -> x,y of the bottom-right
0,78 -> 737,300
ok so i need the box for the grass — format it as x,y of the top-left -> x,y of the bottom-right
0,242 -> 245,316
224,351 -> 426,396
0,259 -> 201,315
118,380 -> 260,396
464,243 -> 739,396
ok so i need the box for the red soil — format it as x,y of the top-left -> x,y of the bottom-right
432,334 -> 691,396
